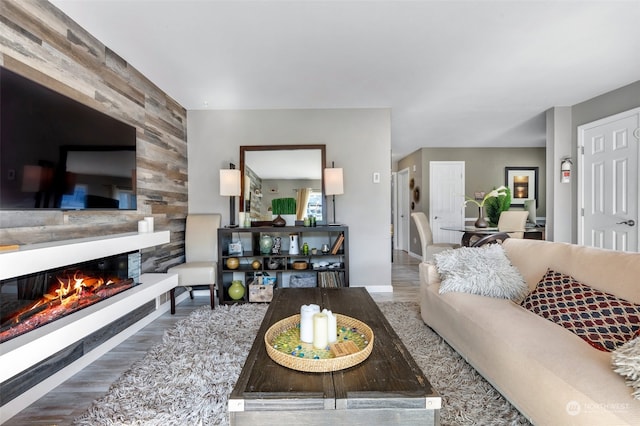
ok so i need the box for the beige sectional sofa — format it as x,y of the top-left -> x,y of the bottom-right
420,238 -> 640,425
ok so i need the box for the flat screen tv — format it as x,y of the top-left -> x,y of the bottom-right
0,67 -> 137,210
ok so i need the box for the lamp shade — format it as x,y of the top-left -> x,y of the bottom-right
220,169 -> 241,196
324,168 -> 344,196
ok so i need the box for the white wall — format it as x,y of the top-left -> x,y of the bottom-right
545,107 -> 572,243
187,108 -> 392,291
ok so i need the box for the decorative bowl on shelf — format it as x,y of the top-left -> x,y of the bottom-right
292,261 -> 308,270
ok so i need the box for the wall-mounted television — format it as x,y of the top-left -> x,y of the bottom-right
0,67 -> 137,210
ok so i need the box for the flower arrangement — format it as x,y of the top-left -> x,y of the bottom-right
464,186 -> 509,228
464,186 -> 508,208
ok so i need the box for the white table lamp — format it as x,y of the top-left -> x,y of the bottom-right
324,164 -> 344,225
220,165 -> 241,227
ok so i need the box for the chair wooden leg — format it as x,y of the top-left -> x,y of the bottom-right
209,284 -> 215,309
170,288 -> 176,315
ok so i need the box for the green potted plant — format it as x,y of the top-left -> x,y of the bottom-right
271,198 -> 296,226
484,186 -> 512,226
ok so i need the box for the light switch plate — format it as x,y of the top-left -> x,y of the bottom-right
373,172 -> 380,183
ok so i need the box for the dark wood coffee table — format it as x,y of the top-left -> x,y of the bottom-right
229,287 -> 441,425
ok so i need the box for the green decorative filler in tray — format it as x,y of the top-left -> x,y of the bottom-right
265,313 -> 374,373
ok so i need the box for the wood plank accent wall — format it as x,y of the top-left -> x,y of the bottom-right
0,0 -> 188,273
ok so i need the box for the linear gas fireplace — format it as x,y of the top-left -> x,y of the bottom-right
0,231 -> 176,423
0,252 -> 140,343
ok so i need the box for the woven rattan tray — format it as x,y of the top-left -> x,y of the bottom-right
264,313 -> 374,373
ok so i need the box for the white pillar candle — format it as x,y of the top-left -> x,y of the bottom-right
322,309 -> 337,343
313,312 -> 329,350
300,304 -> 320,343
144,216 -> 154,232
137,220 -> 148,233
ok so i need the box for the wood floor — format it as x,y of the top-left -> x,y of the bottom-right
5,250 -> 420,425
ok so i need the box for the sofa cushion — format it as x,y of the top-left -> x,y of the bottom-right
502,239 -> 640,304
521,269 -> 640,352
612,335 -> 640,400
434,244 -> 528,301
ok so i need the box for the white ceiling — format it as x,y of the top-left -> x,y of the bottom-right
51,0 -> 640,161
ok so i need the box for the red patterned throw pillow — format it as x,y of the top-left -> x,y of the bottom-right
521,269 -> 640,352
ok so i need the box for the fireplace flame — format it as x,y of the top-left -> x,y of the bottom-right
53,272 -> 107,302
0,270 -> 134,343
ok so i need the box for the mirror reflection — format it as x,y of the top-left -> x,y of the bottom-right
240,145 -> 326,223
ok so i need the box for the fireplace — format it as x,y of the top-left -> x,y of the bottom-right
0,252 -> 141,343
0,231 -> 178,423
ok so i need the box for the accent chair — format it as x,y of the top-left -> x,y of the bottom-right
411,212 -> 460,262
497,210 -> 529,239
167,213 -> 220,314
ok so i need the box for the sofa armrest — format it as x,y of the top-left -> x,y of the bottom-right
419,261 -> 440,287
419,261 -> 441,309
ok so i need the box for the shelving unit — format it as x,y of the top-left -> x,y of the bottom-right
217,225 -> 349,305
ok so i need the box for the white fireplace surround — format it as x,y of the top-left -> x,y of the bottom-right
0,231 -> 169,280
0,231 -> 178,423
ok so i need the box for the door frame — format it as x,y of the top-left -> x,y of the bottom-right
577,106 -> 640,251
395,168 -> 410,252
391,171 -> 397,250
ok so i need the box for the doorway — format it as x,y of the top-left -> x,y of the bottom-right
578,107 -> 639,251
396,168 -> 410,252
429,161 -> 465,244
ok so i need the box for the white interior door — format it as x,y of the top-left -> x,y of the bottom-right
396,168 -> 410,252
430,161 -> 465,244
579,107 -> 639,251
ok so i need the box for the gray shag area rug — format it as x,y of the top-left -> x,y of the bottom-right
74,302 -> 530,426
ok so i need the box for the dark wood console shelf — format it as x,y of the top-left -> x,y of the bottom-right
217,226 -> 349,305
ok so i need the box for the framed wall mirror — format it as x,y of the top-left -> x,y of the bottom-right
240,144 -> 326,223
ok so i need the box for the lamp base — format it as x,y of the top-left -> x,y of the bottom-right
225,224 -> 239,228
327,223 -> 342,226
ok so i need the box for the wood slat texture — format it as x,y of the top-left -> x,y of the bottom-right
0,0 -> 188,273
